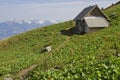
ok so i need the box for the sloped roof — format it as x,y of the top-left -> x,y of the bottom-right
74,5 -> 109,21
84,17 -> 109,27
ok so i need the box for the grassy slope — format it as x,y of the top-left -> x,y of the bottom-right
25,4 -> 120,80
0,3 -> 120,79
0,21 -> 74,76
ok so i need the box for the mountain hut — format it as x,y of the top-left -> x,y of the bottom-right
74,5 -> 109,34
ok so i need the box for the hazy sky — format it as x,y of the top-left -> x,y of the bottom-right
0,0 -> 119,22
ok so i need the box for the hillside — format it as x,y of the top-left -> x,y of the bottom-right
0,3 -> 120,80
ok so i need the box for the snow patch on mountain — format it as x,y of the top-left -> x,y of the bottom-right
33,20 -> 44,24
13,19 -> 23,24
49,20 -> 58,23
24,20 -> 32,24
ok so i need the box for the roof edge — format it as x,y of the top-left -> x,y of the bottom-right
83,5 -> 97,20
73,5 -> 110,21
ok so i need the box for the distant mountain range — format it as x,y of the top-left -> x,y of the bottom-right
0,19 -> 59,39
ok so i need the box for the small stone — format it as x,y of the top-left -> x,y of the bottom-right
4,78 -> 13,80
4,74 -> 13,80
45,46 -> 52,52
117,54 -> 120,57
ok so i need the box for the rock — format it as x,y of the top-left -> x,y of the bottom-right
117,54 -> 120,57
45,46 -> 52,52
4,74 -> 13,80
4,78 -> 13,80
41,45 -> 52,53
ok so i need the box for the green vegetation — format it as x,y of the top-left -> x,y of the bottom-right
0,3 -> 120,80
0,21 -> 74,77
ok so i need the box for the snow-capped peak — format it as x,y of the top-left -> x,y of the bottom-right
13,19 -> 23,24
49,20 -> 58,23
33,20 -> 44,24
2,19 -> 60,25
24,20 -> 32,24
0,19 -> 60,39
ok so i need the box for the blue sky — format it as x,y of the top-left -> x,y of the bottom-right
0,0 -> 119,22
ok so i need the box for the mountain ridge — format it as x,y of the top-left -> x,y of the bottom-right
0,20 -> 59,39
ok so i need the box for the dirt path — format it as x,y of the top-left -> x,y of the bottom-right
17,64 -> 37,80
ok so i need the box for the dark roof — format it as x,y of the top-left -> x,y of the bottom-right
74,5 -> 96,20
74,5 -> 109,21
